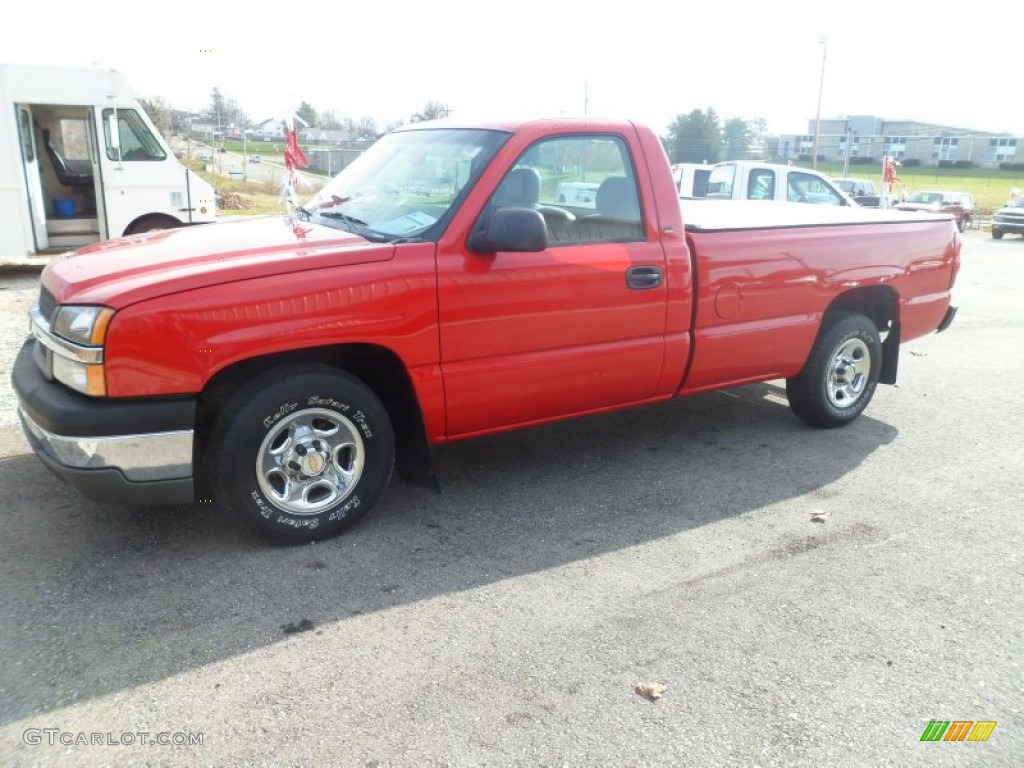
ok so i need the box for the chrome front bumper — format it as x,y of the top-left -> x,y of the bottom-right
19,407 -> 193,482
12,338 -> 196,505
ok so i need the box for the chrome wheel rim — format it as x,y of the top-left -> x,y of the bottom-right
826,338 -> 870,408
256,407 -> 364,515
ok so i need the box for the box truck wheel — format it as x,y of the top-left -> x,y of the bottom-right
786,311 -> 881,428
125,215 -> 181,235
208,365 -> 395,543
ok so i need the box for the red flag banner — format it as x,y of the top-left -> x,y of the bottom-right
284,126 -> 308,172
883,155 -> 900,185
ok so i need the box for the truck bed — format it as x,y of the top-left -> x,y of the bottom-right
680,199 -> 954,231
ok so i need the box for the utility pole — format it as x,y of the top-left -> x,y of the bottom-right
843,122 -> 852,177
811,37 -> 827,170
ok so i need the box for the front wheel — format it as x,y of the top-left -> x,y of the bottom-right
208,365 -> 395,543
957,217 -> 968,233
786,312 -> 882,428
992,229 -> 1004,240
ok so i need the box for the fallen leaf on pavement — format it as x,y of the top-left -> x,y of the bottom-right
635,682 -> 667,700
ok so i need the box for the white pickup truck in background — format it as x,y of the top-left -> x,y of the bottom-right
704,161 -> 857,206
671,163 -> 713,198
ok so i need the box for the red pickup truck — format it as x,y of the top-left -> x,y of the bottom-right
12,118 -> 960,543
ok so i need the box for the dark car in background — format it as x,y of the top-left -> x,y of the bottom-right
992,197 -> 1024,239
834,177 -> 888,208
895,191 -> 973,233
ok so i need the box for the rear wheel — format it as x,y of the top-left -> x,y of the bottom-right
208,365 -> 394,543
786,312 -> 882,428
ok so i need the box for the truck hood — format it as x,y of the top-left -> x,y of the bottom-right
43,216 -> 396,308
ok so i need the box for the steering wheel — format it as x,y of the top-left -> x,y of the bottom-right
537,205 -> 576,221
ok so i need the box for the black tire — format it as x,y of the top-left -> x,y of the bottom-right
786,311 -> 882,428
208,365 -> 394,543
992,230 -> 1004,240
125,216 -> 181,235
957,217 -> 967,233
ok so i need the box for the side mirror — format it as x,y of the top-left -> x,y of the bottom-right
468,207 -> 548,254
108,113 -> 120,151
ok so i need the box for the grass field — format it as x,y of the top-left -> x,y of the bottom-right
183,159 -> 284,215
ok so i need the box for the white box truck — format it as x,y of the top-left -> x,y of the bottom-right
1,63 -> 216,265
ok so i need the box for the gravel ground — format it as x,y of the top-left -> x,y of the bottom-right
0,268 -> 39,428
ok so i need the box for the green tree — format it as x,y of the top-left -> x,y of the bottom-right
356,115 -> 378,140
320,110 -> 345,130
722,118 -> 752,160
139,96 -> 172,139
296,101 -> 319,129
204,88 -> 249,130
662,109 -> 722,164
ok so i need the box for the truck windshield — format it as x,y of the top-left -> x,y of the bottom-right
303,128 -> 509,240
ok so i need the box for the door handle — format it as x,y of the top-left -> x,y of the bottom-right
625,265 -> 662,290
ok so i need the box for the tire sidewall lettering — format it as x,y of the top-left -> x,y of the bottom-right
306,395 -> 373,439
262,401 -> 298,430
248,485 -> 361,527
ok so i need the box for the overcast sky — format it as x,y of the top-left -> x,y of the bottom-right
2,1 -> 1019,138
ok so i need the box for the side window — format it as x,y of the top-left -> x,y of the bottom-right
747,169 -> 775,200
102,108 -> 166,161
788,172 -> 843,205
484,134 -> 644,245
692,169 -> 710,198
59,118 -> 92,174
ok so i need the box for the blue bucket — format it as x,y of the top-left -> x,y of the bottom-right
53,198 -> 75,218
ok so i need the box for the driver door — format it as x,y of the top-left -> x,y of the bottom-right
436,132 -> 670,437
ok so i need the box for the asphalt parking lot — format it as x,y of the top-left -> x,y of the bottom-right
0,231 -> 1020,767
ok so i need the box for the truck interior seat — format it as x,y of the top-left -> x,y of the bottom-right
40,127 -> 94,188
594,176 -> 640,221
493,167 -> 540,208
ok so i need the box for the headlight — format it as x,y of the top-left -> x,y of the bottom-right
52,354 -> 107,396
52,306 -> 114,346
43,305 -> 114,396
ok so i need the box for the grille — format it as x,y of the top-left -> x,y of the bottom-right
38,286 -> 56,323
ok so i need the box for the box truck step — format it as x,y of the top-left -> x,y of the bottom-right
47,217 -> 99,235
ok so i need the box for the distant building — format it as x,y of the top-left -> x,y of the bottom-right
775,115 -> 1020,168
252,119 -> 287,141
301,128 -> 353,145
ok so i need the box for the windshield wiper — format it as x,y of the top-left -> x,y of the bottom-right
295,205 -> 314,221
319,211 -> 369,227
316,211 -> 390,242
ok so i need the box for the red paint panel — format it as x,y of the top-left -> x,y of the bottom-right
437,239 -> 669,437
682,219 -> 957,393
104,243 -> 442,421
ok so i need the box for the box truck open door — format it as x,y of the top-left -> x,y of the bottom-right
15,106 -> 48,251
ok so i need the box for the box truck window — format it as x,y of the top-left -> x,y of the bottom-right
101,109 -> 166,161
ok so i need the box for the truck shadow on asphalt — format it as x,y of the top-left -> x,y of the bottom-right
0,382 -> 897,724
